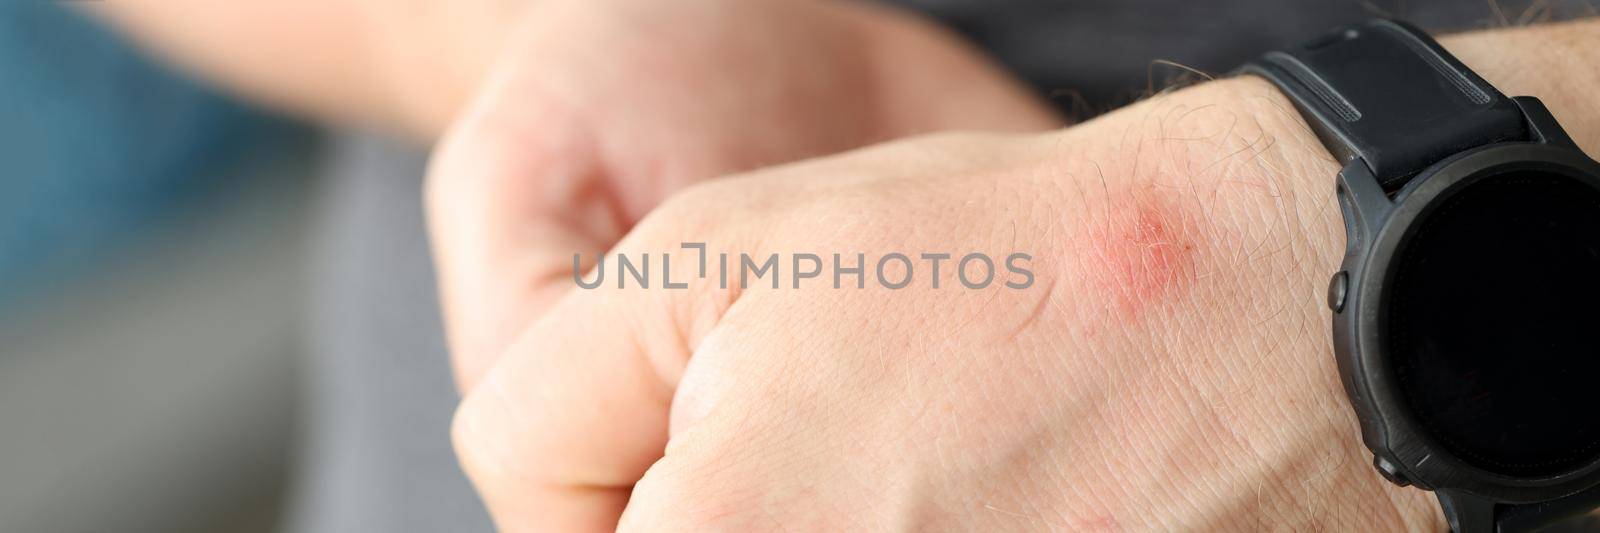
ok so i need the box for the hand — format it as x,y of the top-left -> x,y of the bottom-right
440,18 -> 1600,533
427,0 -> 1061,391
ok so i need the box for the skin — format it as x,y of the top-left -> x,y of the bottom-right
92,0 -> 1065,390
423,0 -> 1061,390
433,17 -> 1600,533
87,0 -> 1057,141
82,0 -> 1600,529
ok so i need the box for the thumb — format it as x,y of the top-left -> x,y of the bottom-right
426,78 -> 629,392
449,195 -> 742,532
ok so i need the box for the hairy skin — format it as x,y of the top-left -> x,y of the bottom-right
438,19 -> 1600,532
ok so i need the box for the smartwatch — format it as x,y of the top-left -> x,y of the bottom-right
1241,19 -> 1600,533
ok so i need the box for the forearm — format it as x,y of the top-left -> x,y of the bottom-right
83,0 -> 524,137
1440,19 -> 1600,153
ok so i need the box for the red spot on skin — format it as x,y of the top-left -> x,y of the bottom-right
1077,190 -> 1199,319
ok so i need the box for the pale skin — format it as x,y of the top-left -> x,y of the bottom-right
418,0 -> 1062,389
435,17 -> 1600,533
83,2 -> 1600,531
93,0 -> 1062,388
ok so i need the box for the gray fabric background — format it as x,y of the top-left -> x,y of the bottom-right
286,3 -> 1596,531
284,136 -> 494,532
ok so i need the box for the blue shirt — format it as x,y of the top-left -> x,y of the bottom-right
0,3 -> 305,306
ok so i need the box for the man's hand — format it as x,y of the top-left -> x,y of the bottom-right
437,18 -> 1599,533
427,0 -> 1061,393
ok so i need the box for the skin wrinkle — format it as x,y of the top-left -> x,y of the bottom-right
1135,356 -> 1216,529
992,87 -> 1241,528
1188,113 -> 1335,530
1048,76 -> 1410,531
1194,96 -> 1325,333
931,335 -> 1022,527
1011,366 -> 1067,528
1190,111 -> 1286,271
999,278 -> 1058,343
1179,326 -> 1269,530
1073,174 -> 1197,320
688,273 -> 947,528
454,21 -> 1600,532
1206,100 -> 1337,369
1195,80 -> 1438,529
1109,90 -> 1294,325
993,171 -> 1063,344
955,330 -> 1115,528
1074,90 -> 1293,323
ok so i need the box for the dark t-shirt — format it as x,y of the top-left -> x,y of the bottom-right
288,3 -> 1597,532
890,0 -> 1594,116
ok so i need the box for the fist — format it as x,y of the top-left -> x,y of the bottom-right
444,78 -> 1443,531
426,0 -> 1061,391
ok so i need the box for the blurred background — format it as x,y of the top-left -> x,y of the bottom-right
0,2 -> 483,532
0,3 -> 310,531
0,2 -> 308,528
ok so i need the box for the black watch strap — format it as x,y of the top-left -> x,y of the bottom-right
1239,18 -> 1527,191
1440,486 -> 1600,533
1240,18 -> 1584,533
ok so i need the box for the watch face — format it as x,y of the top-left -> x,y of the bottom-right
1385,170 -> 1600,478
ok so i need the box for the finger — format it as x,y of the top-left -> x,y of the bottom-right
451,291 -> 665,532
426,68 -> 629,392
451,211 -> 729,532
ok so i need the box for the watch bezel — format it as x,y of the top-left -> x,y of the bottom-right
1343,142 -> 1600,502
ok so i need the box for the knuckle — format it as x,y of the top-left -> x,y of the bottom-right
631,177 -> 763,247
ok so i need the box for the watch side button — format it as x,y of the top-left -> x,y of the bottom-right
1328,271 -> 1349,313
1373,455 -> 1411,487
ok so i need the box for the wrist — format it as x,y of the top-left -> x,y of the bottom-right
1086,17 -> 1598,530
1017,73 -> 1435,529
1031,18 -> 1599,528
